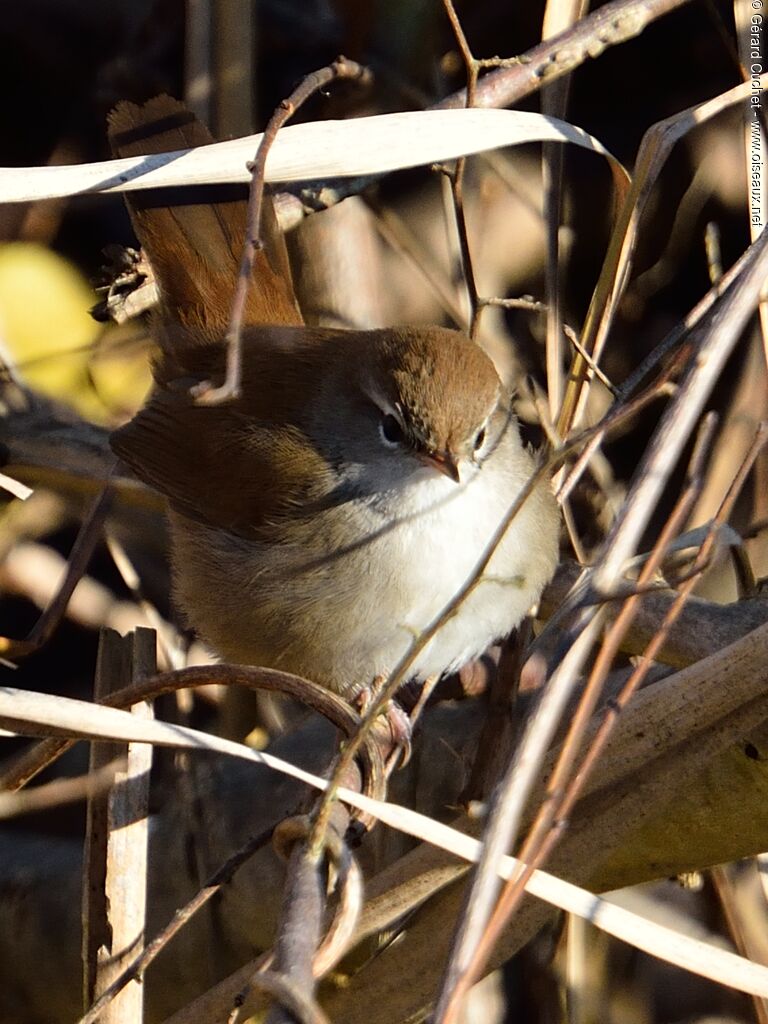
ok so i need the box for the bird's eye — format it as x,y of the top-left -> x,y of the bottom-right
380,413 -> 406,447
473,427 -> 486,452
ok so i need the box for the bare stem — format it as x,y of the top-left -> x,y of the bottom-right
194,56 -> 371,405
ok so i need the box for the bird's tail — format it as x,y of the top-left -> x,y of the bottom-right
108,94 -> 302,337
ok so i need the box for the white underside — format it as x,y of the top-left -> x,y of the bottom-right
171,438 -> 559,695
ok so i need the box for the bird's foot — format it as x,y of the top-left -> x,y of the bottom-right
353,680 -> 413,772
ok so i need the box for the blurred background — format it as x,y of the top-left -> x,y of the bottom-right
0,1 -> 766,1021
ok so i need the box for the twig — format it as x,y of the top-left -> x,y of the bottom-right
230,970 -> 330,1024
77,826 -> 275,1024
262,769 -> 362,1024
540,0 -> 590,422
595,230 -> 768,587
194,56 -> 371,405
1,664 -> 386,805
0,758 -> 124,820
561,323 -> 617,395
439,416 -> 716,1016
481,294 -> 547,313
441,0 -> 482,338
436,0 -> 693,111
463,421 -> 768,1007
312,846 -> 363,977
1,482 -> 114,660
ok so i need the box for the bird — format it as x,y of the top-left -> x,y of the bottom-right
108,95 -> 561,699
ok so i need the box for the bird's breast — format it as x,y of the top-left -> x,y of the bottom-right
167,444 -> 559,693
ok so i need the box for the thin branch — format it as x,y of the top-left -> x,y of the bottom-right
77,827 -> 275,1024
231,970 -> 331,1024
193,56 -> 371,405
1,482 -> 114,660
1,664 -> 386,805
436,0 -> 693,111
261,841 -> 326,1024
443,415 -> 718,1013
305,367 -> 675,859
595,230 -> 768,588
441,0 -> 482,338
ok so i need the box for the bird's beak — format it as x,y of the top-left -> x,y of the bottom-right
419,449 -> 461,483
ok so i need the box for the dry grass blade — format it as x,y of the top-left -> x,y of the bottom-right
82,629 -> 155,1023
4,684 -> 768,998
558,74 -> 767,435
0,110 -> 623,203
595,225 -> 768,587
540,0 -> 589,422
0,471 -> 33,501
0,758 -> 123,820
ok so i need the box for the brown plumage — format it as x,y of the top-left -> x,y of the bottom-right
109,97 -> 560,695
111,322 -> 502,534
108,94 -> 302,344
